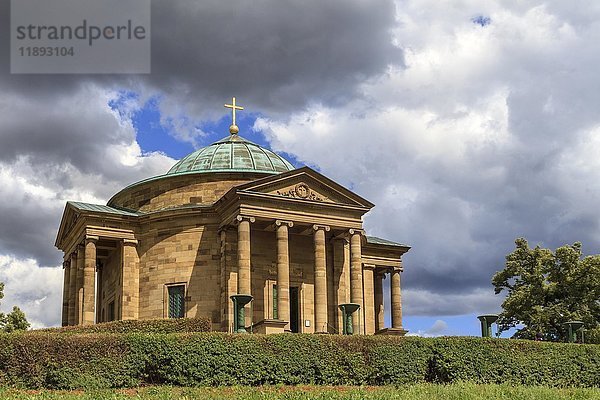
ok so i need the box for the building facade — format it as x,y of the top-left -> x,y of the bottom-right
55,105 -> 410,334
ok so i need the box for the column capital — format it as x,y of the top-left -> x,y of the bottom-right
348,229 -> 365,236
275,220 -> 294,228
85,235 -> 99,243
236,215 -> 256,223
331,235 -> 349,243
375,268 -> 387,278
313,224 -> 330,232
363,264 -> 376,270
123,238 -> 138,246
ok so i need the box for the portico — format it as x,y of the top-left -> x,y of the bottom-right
214,167 -> 409,334
58,219 -> 140,326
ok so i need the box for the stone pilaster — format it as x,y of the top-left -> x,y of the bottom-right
96,264 -> 103,323
374,270 -> 385,331
76,244 -> 85,325
362,264 -> 375,335
349,229 -> 363,334
121,239 -> 139,320
82,236 -> 98,325
333,237 -> 350,332
276,220 -> 293,330
391,268 -> 403,329
220,227 -> 238,332
313,224 -> 330,333
61,260 -> 70,327
68,252 -> 77,325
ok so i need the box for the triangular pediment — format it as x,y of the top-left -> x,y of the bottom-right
235,167 -> 374,208
55,203 -> 81,249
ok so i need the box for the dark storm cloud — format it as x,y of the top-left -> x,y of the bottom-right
0,191 -> 63,267
0,0 -> 401,268
0,0 -> 402,119
147,0 -> 402,114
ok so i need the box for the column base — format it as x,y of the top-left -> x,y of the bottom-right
375,327 -> 408,336
252,319 -> 288,334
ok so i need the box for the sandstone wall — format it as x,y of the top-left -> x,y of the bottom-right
109,172 -> 269,212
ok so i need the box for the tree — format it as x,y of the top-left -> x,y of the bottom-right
493,238 -> 600,341
0,282 -> 30,333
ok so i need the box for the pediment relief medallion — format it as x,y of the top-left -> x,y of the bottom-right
274,183 -> 326,202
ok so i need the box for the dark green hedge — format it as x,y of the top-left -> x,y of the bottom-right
0,333 -> 597,389
38,318 -> 211,334
430,337 -> 600,387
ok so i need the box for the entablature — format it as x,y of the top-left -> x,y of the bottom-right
62,225 -> 137,259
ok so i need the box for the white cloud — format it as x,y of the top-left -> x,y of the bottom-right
254,1 -> 600,317
0,256 -> 62,329
406,319 -> 449,337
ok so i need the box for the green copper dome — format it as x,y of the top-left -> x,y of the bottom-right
167,134 -> 295,175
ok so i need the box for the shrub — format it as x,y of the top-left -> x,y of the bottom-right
37,318 -> 211,334
0,332 -> 138,389
585,328 -> 600,344
0,333 -> 598,389
429,337 -> 600,387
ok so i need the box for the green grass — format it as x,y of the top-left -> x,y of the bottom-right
0,384 -> 598,400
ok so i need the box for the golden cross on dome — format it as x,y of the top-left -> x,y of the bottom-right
224,97 -> 244,134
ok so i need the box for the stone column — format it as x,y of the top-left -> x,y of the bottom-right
68,253 -> 77,325
391,268 -> 403,329
61,260 -> 70,327
76,244 -> 85,325
362,264 -> 375,335
276,220 -> 293,329
349,229 -> 363,333
121,239 -> 140,320
374,270 -> 385,331
236,216 -> 255,295
313,225 -> 330,333
82,236 -> 98,325
237,215 -> 255,327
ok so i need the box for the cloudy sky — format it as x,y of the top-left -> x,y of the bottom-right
1,0 -> 600,335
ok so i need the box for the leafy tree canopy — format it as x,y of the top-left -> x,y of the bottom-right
0,281 -> 30,333
493,238 -> 600,341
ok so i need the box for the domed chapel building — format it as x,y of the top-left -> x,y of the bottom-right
55,98 -> 410,335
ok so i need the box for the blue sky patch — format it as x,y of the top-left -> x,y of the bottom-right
472,15 -> 491,27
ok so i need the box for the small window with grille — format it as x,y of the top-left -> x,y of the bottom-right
168,285 -> 186,319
